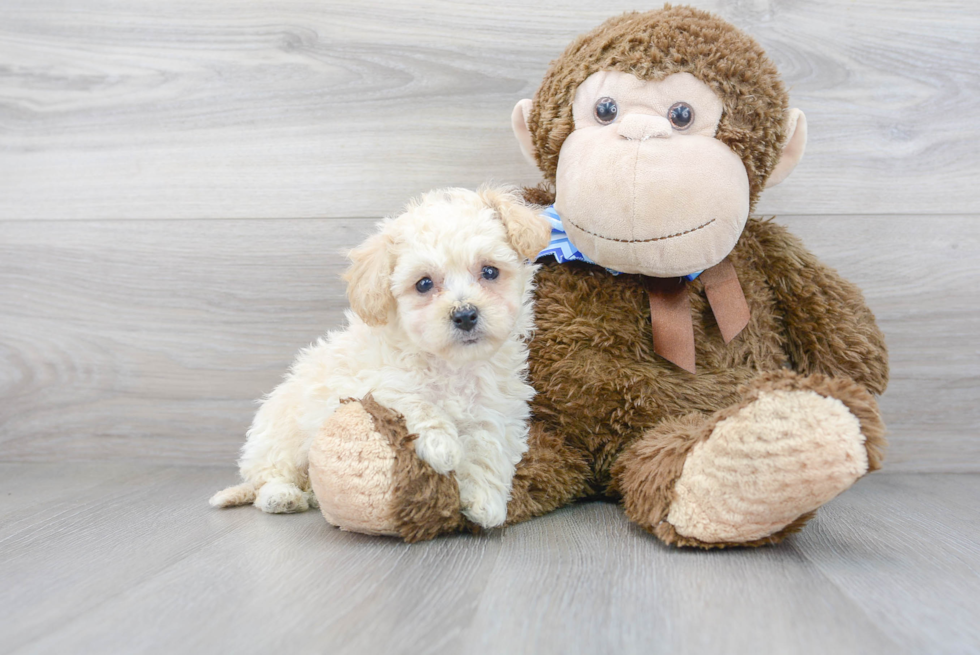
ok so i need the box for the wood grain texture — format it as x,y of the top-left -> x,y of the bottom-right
795,474 -> 980,653
781,215 -> 980,472
1,214 -> 977,471
1,0 -> 978,219
1,463 -> 977,654
461,503 -> 898,654
0,218 -> 374,462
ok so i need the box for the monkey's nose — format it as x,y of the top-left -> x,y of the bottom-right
451,305 -> 479,332
618,114 -> 672,141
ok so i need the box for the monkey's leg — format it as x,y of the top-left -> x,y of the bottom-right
505,423 -> 591,526
611,371 -> 885,548
309,396 -> 466,542
309,397 -> 590,542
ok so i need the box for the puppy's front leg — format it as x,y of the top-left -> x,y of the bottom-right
454,428 -> 516,528
385,396 -> 461,475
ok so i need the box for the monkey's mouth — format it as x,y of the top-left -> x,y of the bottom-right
563,216 -> 716,243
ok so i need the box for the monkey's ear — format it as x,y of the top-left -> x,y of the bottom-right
766,109 -> 807,188
343,227 -> 395,326
480,185 -> 552,261
511,99 -> 538,168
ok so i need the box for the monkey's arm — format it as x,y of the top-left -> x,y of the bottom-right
742,219 -> 889,394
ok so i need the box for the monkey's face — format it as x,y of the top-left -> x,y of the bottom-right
554,71 -> 749,277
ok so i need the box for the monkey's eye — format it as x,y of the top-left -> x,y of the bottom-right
594,97 -> 619,124
668,102 -> 695,130
415,277 -> 434,294
481,266 -> 499,280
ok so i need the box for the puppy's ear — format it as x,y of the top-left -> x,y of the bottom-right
344,226 -> 395,326
479,186 -> 552,261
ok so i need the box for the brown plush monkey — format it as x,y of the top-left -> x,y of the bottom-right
310,5 -> 889,547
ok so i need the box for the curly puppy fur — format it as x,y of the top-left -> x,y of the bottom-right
210,186 -> 551,529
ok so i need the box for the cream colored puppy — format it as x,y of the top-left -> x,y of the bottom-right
210,187 -> 551,528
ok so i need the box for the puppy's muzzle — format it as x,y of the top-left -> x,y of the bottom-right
451,305 -> 479,332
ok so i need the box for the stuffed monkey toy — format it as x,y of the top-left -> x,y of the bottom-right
309,5 -> 888,547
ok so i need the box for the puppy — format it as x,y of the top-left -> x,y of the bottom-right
210,186 -> 551,528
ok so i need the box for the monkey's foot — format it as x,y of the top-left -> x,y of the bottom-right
614,372 -> 885,548
666,373 -> 884,546
309,395 -> 471,542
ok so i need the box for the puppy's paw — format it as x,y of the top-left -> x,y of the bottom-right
415,428 -> 462,475
459,486 -> 508,529
255,481 -> 310,514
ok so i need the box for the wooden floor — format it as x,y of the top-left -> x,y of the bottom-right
1,463 -> 977,655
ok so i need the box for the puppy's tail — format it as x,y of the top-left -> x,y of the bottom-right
209,482 -> 257,508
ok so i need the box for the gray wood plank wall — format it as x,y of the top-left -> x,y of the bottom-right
1,0 -> 978,472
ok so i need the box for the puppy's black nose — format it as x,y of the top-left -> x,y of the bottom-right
451,305 -> 479,332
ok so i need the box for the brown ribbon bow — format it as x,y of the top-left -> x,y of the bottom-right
643,257 -> 750,374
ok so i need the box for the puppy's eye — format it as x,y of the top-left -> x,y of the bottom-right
594,97 -> 618,124
481,266 -> 499,280
415,277 -> 434,294
668,102 -> 695,130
